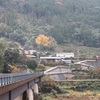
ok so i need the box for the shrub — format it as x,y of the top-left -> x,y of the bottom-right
92,67 -> 100,78
72,82 -> 100,91
39,95 -> 44,100
25,58 -> 37,70
40,76 -> 61,93
36,64 -> 45,71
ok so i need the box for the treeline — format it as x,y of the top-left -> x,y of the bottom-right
0,0 -> 100,48
0,38 -> 37,73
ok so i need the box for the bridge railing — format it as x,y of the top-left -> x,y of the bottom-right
0,72 -> 44,87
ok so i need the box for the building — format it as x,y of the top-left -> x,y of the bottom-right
74,59 -> 100,70
56,53 -> 74,59
40,52 -> 74,65
40,57 -> 63,65
24,50 -> 39,58
44,66 -> 74,80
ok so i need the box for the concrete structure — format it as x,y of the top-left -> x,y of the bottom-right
0,72 -> 43,100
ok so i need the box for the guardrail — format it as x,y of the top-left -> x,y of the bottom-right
0,72 -> 44,87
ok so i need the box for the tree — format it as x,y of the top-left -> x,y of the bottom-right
0,38 -> 9,72
1,0 -> 100,48
4,48 -> 20,64
92,67 -> 100,79
48,36 -> 57,51
35,34 -> 50,47
26,58 -> 37,70
40,76 -> 61,93
35,34 -> 58,51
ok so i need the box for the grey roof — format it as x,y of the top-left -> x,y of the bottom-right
44,66 -> 72,74
74,59 -> 100,67
44,66 -> 74,80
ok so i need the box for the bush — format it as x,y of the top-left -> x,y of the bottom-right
72,82 -> 100,91
39,95 -> 44,100
40,76 -> 61,93
59,89 -> 68,94
26,58 -> 37,70
92,67 -> 100,78
36,64 -> 45,71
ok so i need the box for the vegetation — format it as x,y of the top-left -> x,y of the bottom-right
35,34 -> 57,50
72,82 -> 100,91
92,67 -> 100,78
40,76 -> 61,94
39,64 -> 100,99
35,34 -> 50,47
0,0 -> 100,49
39,81 -> 100,100
0,38 -> 38,73
0,0 -> 100,98
25,58 -> 37,70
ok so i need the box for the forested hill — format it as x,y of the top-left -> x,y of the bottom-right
0,0 -> 100,48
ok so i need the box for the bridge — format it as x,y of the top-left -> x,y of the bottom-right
0,72 -> 44,100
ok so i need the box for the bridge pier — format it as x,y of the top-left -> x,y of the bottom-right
14,94 -> 23,100
14,83 -> 39,100
27,89 -> 34,100
32,83 -> 39,100
32,83 -> 39,94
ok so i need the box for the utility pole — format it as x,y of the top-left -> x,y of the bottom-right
77,46 -> 80,61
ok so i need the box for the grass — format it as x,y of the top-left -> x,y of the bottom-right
43,96 -> 53,100
40,90 -> 100,100
40,81 -> 100,100
59,44 -> 100,57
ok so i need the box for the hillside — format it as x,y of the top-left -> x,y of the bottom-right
0,0 -> 100,48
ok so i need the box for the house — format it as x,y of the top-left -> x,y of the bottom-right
40,53 -> 74,65
44,66 -> 74,80
24,50 -> 39,58
56,53 -> 74,59
62,59 -> 73,65
74,59 -> 100,70
96,56 -> 100,59
40,52 -> 74,65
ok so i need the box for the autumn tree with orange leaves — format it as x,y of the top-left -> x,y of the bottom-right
35,34 -> 50,47
35,34 -> 57,51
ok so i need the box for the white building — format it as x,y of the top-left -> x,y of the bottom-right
56,53 -> 74,58
24,50 -> 39,58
